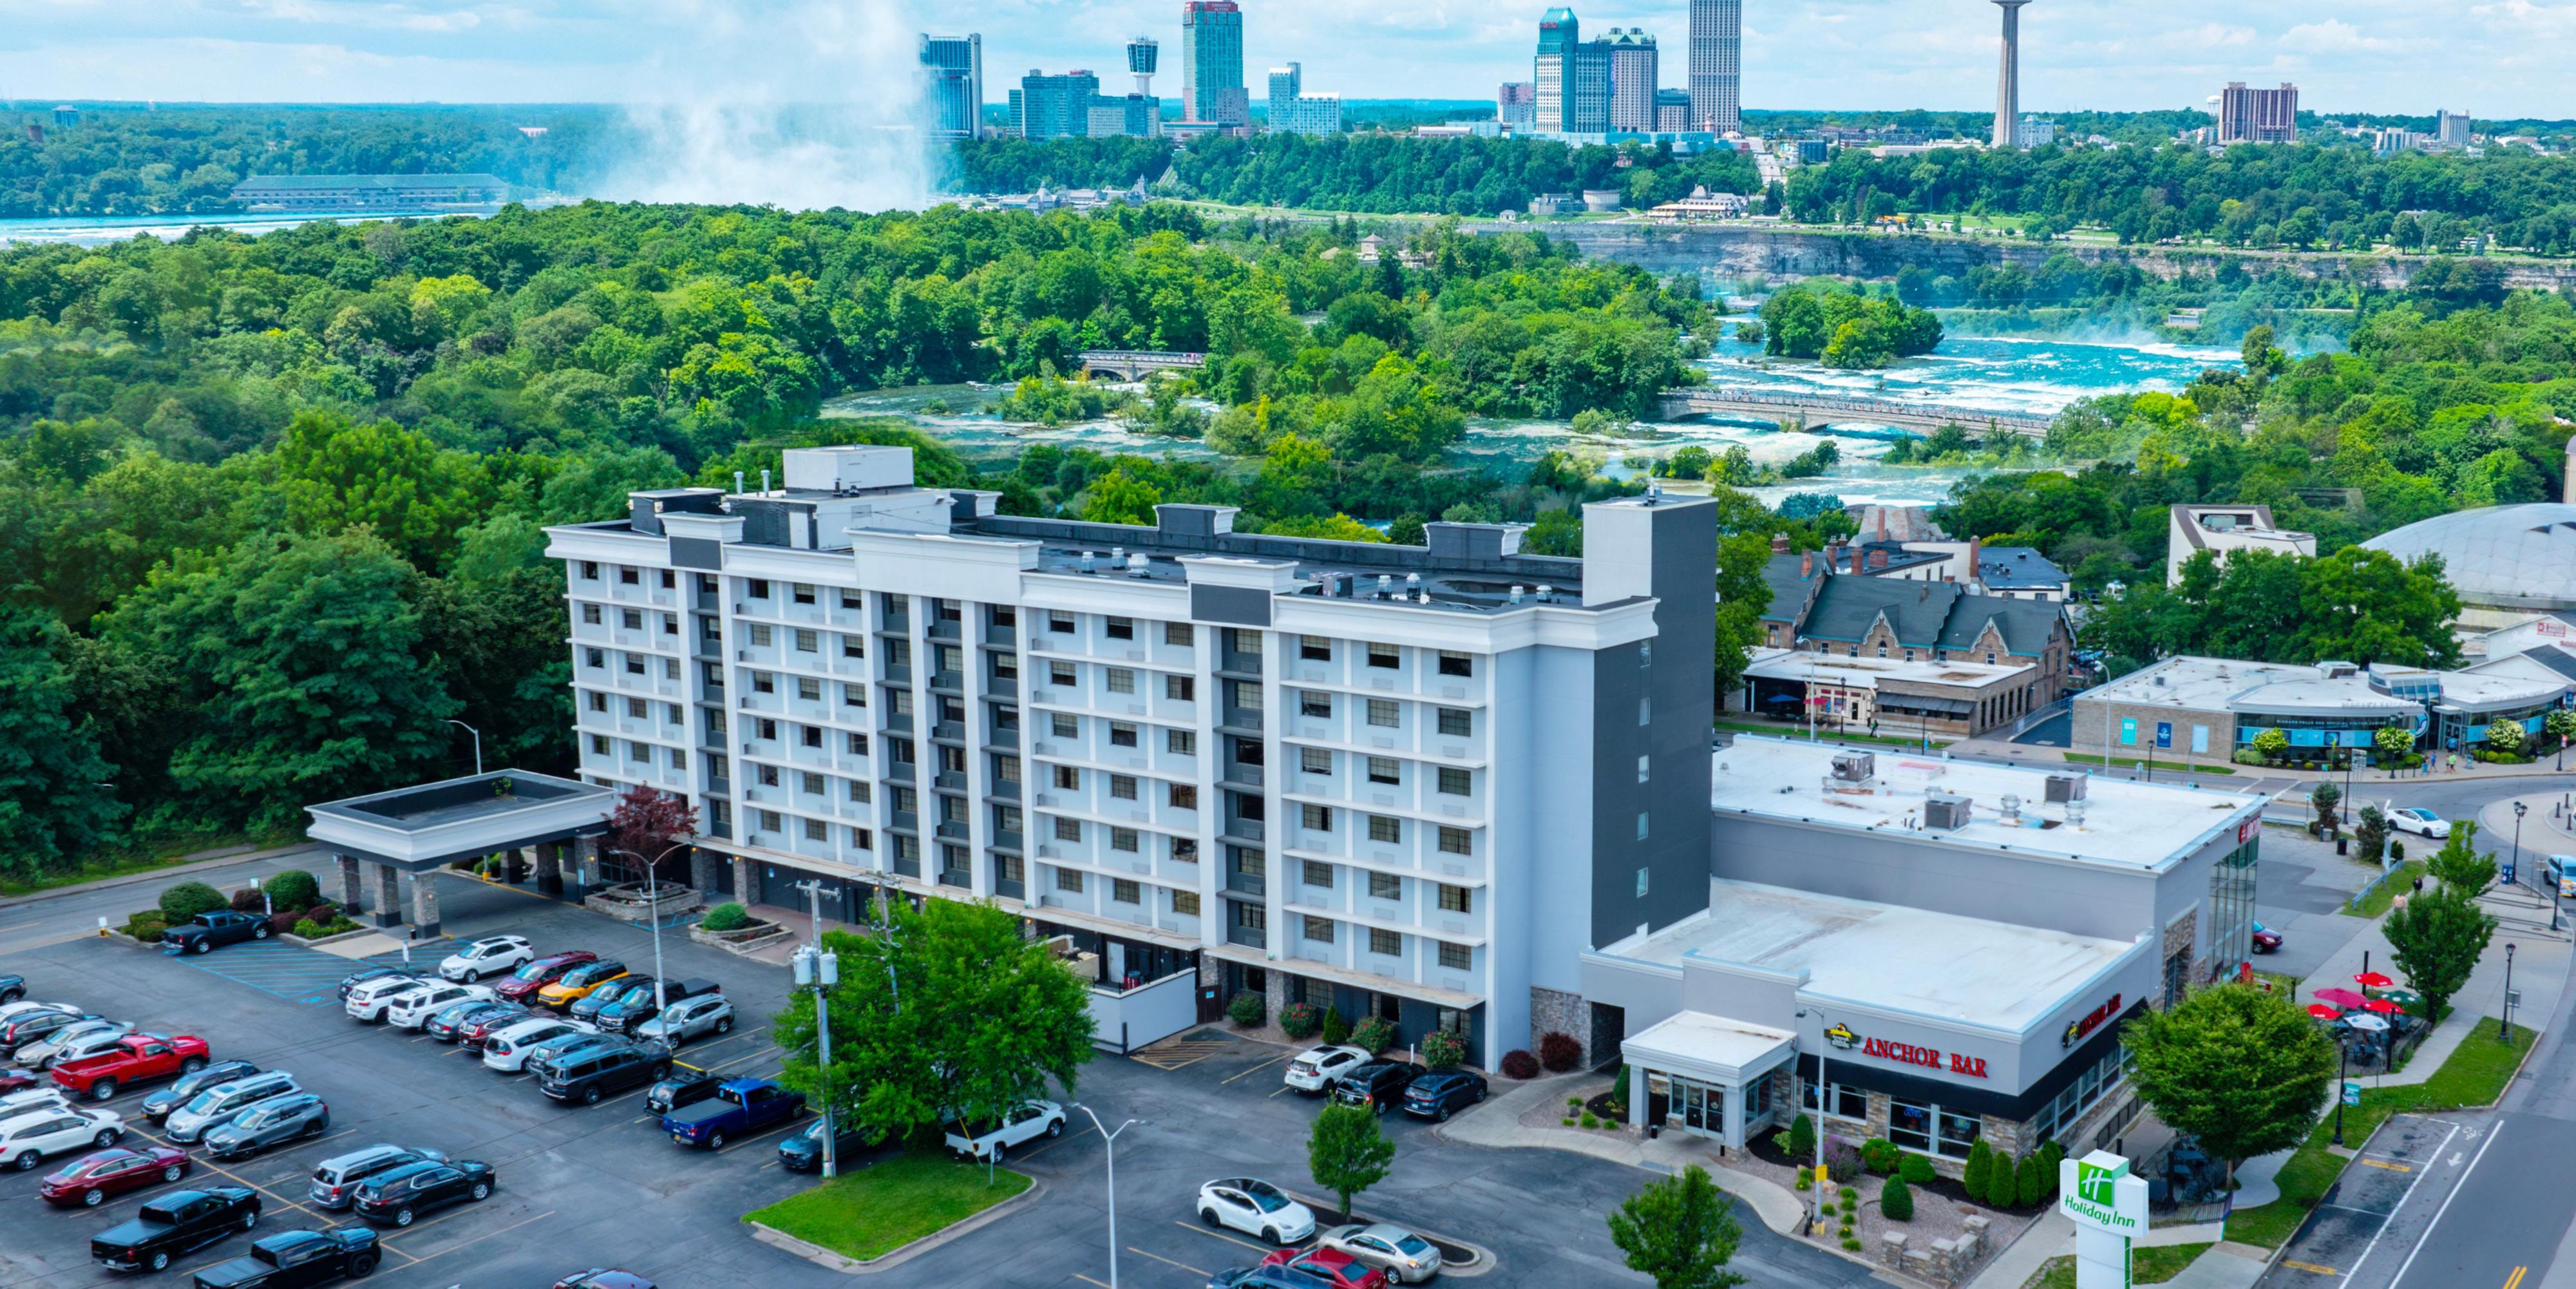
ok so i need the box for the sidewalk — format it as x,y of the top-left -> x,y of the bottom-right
1432,1072 -> 1808,1236
2294,894 -> 2568,1080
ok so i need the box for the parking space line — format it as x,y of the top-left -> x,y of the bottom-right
2359,1160 -> 2412,1173
1267,1085 -> 1294,1098
386,1207 -> 555,1269
2504,1267 -> 2528,1289
372,1204 -> 480,1242
714,1116 -> 811,1154
1218,1054 -> 1287,1085
1126,1246 -> 1210,1277
704,1045 -> 783,1073
1175,1221 -> 1282,1256
1016,1122 -> 1095,1162
1072,1275 -> 1111,1288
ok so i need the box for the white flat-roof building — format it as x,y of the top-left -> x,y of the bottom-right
2075,655 -> 2570,762
2168,504 -> 2315,585
1737,647 -> 2036,739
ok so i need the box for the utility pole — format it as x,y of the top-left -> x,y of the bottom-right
793,942 -> 841,1177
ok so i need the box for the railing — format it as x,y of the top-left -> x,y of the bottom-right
1226,870 -> 1266,896
2000,695 -> 2076,742
1224,764 -> 1265,788
1227,923 -> 1265,948
1223,708 -> 1265,732
1226,819 -> 1265,844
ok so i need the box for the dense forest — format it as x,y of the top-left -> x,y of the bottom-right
0,200 -> 1756,883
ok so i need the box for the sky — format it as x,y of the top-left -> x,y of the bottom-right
0,0 -> 2570,119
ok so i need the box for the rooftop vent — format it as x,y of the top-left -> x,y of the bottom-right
1510,585 -> 1526,604
1829,751 -> 1876,783
1377,574 -> 1394,599
1080,551 -> 1096,573
2044,772 -> 2088,803
1537,584 -> 1555,604
2000,792 -> 2022,823
1923,792 -> 1973,832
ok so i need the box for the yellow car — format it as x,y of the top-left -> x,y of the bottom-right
535,960 -> 629,1010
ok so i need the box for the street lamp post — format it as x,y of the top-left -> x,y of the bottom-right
1070,1105 -> 1142,1289
609,843 -> 692,1013
2514,801 -> 2529,901
2330,1029 -> 2349,1147
1795,1007 -> 1829,1236
444,720 -> 484,776
2501,943 -> 2517,1043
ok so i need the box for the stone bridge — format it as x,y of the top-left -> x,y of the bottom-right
1079,350 -> 1208,381
1659,387 -> 2058,439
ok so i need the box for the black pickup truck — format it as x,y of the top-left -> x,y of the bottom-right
92,1187 -> 261,1273
161,912 -> 271,955
191,1227 -> 379,1289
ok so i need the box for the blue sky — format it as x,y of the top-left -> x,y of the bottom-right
1,1 -> 2567,119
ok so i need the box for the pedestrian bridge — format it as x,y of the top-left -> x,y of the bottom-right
1660,387 -> 2057,439
1080,350 -> 1208,381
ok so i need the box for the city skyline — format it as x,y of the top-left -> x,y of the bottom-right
3,1 -> 2574,118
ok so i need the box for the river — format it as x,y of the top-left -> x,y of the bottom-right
0,209 -> 511,247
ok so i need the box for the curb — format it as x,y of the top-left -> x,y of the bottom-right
0,844 -> 325,910
746,1174 -> 1045,1275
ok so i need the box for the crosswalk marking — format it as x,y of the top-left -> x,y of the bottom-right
1132,1039 -> 1231,1070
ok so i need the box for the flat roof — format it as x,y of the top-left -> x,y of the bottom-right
307,771 -> 612,834
1609,879 -> 2137,1033
1622,1010 -> 1797,1075
1741,647 -> 2031,692
2080,655 -> 2416,716
1710,736 -> 2260,870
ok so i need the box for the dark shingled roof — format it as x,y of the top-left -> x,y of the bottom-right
1977,548 -> 2067,591
1759,555 -> 2069,660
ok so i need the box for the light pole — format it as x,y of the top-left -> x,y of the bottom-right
1070,1104 -> 1142,1289
2500,942 -> 2517,1043
444,720 -> 484,776
793,942 -> 842,1177
2330,1029 -> 2349,1147
2514,801 -> 2528,901
611,843 -> 692,1013
1795,1007 -> 1829,1237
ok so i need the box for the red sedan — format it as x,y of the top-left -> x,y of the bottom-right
0,1069 -> 40,1096
1259,1247 -> 1389,1289
37,1145 -> 190,1207
493,951 -> 599,1004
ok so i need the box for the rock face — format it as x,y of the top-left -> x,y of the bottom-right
1511,222 -> 2576,290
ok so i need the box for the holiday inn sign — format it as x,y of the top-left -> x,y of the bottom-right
2060,1151 -> 2150,1233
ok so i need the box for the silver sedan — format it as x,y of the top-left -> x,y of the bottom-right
633,995 -> 734,1046
1316,1223 -> 1444,1284
202,1093 -> 331,1161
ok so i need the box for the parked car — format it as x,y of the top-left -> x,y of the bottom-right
39,1145 -> 191,1208
1331,1062 -> 1428,1116
598,978 -> 722,1034
0,1068 -> 39,1095
17,1021 -> 137,1071
2251,922 -> 2284,954
776,1116 -> 876,1173
451,1006 -> 533,1050
569,977 -> 655,1026
538,1041 -> 671,1107
308,1144 -> 451,1210
941,1100 -> 1065,1163
1206,1272 -> 1305,1289
1284,1045 -> 1373,1095
2390,807 -> 2451,839
1401,1071 -> 1488,1122
1198,1178 -> 1318,1245
0,1007 -> 102,1055
142,1062 -> 260,1125
520,1029 -> 620,1073
91,1186 -> 261,1273
384,983 -> 495,1031
535,961 -> 629,1011
424,1000 -> 524,1045
2545,855 -> 2576,888
1314,1224 -> 1444,1284
1,1085 -> 76,1118
336,967 -> 409,1001
166,1073 -> 301,1144
0,975 -> 21,1005
437,935 -> 535,984
343,978 -> 432,1024
630,993 -> 734,1046
1258,1247 -> 1390,1289
479,1018 -> 600,1073
642,1068 -> 721,1117
191,1227 -> 381,1289
551,1271 -> 654,1289
0,996 -> 62,1022
202,1093 -> 331,1161
162,912 -> 272,955
350,1158 -> 495,1227
1,1103 -> 123,1169
491,951 -> 598,1005
53,1035 -> 212,1101
662,1077 -> 804,1149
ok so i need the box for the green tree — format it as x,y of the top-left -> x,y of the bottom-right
2252,728 -> 2290,761
1606,1165 -> 1749,1289
1880,1175 -> 1913,1221
2546,709 -> 2576,749
0,605 -> 124,880
1714,526 -> 1776,700
1077,466 -> 1164,526
1307,1103 -> 1396,1222
2383,889 -> 2497,1024
2486,720 -> 2527,754
2311,780 -> 2343,835
1962,1140 -> 1994,1206
770,897 -> 1094,1149
2374,724 -> 2418,764
2354,806 -> 2391,865
2123,983 -> 2336,1190
2424,820 -> 2498,895
269,410 -> 495,572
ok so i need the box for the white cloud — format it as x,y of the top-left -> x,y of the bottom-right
2278,19 -> 2397,54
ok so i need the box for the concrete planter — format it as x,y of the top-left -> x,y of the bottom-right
744,1176 -> 1045,1275
281,926 -> 375,949
690,919 -> 794,956
583,883 -> 705,926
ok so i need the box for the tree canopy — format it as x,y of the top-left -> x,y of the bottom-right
2123,983 -> 2336,1183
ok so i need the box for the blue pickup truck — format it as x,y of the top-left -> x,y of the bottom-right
659,1077 -> 804,1150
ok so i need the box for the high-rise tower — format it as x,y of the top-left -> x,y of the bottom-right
1601,29 -> 1658,135
1687,0 -> 1741,135
1180,1 -> 1248,128
1127,37 -> 1164,137
1991,1 -> 2029,148
920,33 -> 984,140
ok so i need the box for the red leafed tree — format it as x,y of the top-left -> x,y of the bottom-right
608,787 -> 699,880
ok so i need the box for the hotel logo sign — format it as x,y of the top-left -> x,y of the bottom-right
2062,994 -> 2124,1049
2058,1151 -> 2150,1236
1823,1023 -> 1859,1050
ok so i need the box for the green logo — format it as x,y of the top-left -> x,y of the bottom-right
2076,1161 -> 2117,1207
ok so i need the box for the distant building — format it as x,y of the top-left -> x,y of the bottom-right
2372,126 -> 2430,157
1644,187 -> 1748,222
1600,28 -> 1659,133
2168,504 -> 2316,586
1533,8 -> 1609,135
230,173 -> 508,212
1180,0 -> 1249,128
1265,64 -> 1341,135
2216,82 -> 2299,144
1794,138 -> 1831,166
1012,70 -> 1101,140
1757,546 -> 2078,702
2436,109 -> 2474,148
1497,82 -> 1537,131
51,105 -> 78,128
1087,94 -> 1161,138
1687,0 -> 1741,135
920,33 -> 985,140
2016,115 -> 2056,147
1654,88 -> 1693,133
1124,37 -> 1164,137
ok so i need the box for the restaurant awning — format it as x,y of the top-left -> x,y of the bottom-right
1620,1011 -> 1799,1084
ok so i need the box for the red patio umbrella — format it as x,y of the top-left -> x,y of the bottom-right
2362,998 -> 2405,1015
2306,1004 -> 2345,1020
2314,987 -> 2371,1009
2354,971 -> 2396,990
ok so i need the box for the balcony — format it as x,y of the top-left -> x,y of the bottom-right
986,674 -> 1019,699
1225,870 -> 1266,897
931,671 -> 963,694
933,720 -> 965,743
997,877 -> 1027,901
885,712 -> 914,734
934,770 -> 966,792
886,761 -> 916,783
885,664 -> 913,685
936,820 -> 970,841
990,779 -> 1021,801
993,829 -> 1025,852
1222,763 -> 1265,790
1227,923 -> 1265,948
1219,649 -> 1262,676
893,854 -> 921,878
927,621 -> 961,642
987,724 -> 1020,749
985,624 -> 1018,647
1226,818 -> 1265,845
1222,708 -> 1264,733
891,810 -> 919,832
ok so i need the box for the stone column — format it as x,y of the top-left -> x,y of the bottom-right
535,843 -> 565,897
732,856 -> 757,906
572,835 -> 601,895
690,846 -> 721,897
370,864 -> 402,929
404,871 -> 443,939
336,855 -> 365,913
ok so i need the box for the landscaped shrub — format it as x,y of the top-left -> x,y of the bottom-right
1823,1139 -> 1862,1183
1537,1030 -> 1583,1072
699,902 -> 751,932
1794,1172 -> 1811,1190
1280,1002 -> 1323,1041
1787,1112 -> 1818,1160
1227,991 -> 1265,1027
1861,1138 -> 1900,1175
1841,1238 -> 1864,1253
1350,1015 -> 1397,1055
265,870 -> 321,912
1420,1030 -> 1465,1070
292,919 -> 325,939
1499,1049 -> 1540,1080
122,912 -> 167,941
1880,1176 -> 1914,1221
1580,1112 -> 1598,1129
1321,1008 -> 1352,1046
158,881 -> 226,922
266,909 -> 304,935
229,887 -> 266,913
2036,1141 -> 2065,1203
1899,1153 -> 1937,1186
2016,1151 -> 2047,1207
1962,1140 -> 1993,1204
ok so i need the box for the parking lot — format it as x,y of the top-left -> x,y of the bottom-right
0,870 -> 1876,1289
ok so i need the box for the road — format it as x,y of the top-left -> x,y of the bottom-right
0,848 -> 328,957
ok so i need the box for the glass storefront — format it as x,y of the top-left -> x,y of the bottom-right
2207,837 -> 2258,975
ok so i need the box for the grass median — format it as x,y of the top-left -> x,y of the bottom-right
2058,752 -> 2236,776
2224,1019 -> 2535,1250
746,1151 -> 1032,1263
2343,861 -> 2426,919
2029,1242 -> 2213,1288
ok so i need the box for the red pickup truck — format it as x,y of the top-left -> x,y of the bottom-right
52,1035 -> 211,1102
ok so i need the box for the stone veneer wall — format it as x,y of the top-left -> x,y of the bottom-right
1530,986 -> 1591,1065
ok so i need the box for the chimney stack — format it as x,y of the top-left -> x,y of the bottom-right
1771,533 -> 1792,555
1850,546 -> 1864,575
1802,551 -> 1815,578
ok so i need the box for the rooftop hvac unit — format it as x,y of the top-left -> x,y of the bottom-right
1923,792 -> 1973,832
1830,751 -> 1877,783
2044,772 -> 2088,803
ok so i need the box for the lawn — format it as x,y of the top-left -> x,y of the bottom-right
2027,1243 -> 2213,1288
744,1151 -> 1031,1263
2058,752 -> 2235,776
2224,1020 -> 2535,1249
2344,861 -> 2427,919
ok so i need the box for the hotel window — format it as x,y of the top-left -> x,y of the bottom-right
1168,730 -> 1196,756
1437,942 -> 1472,971
624,654 -> 645,675
843,683 -> 867,707
625,696 -> 648,718
582,604 -> 602,625
800,771 -> 825,795
1303,916 -> 1336,944
1230,628 -> 1262,655
794,629 -> 818,653
1438,767 -> 1471,796
851,827 -> 873,849
710,754 -> 729,780
1368,816 -> 1402,844
746,578 -> 770,599
1166,675 -> 1194,702
1437,707 -> 1473,737
1301,747 -> 1332,776
1054,765 -> 1081,790
802,725 -> 822,749
1300,691 -> 1334,719
994,705 -> 1020,732
1437,650 -> 1473,677
748,624 -> 773,647
886,640 -> 912,670
1055,868 -> 1084,893
1367,642 -> 1399,669
1303,860 -> 1334,888
1302,804 -> 1335,832
803,818 -> 827,841
994,854 -> 1020,885
1300,635 -> 1333,662
935,598 -> 961,623
1049,611 -> 1075,633
668,748 -> 688,770
755,718 -> 779,741
1367,757 -> 1400,785
1054,817 -> 1083,843
1112,878 -> 1141,904
1369,928 -> 1402,957
1227,679 -> 1263,711
662,613 -> 678,635
583,648 -> 606,670
578,561 -> 599,580
1437,826 -> 1472,855
995,804 -> 1021,832
1170,784 -> 1198,810
838,589 -> 863,611
587,692 -> 608,713
1052,712 -> 1079,739
1366,700 -> 1400,728
1106,616 -> 1134,640
1050,661 -> 1077,687
849,779 -> 871,803
1636,812 -> 1650,841
846,732 -> 869,755
1110,722 -> 1139,748
994,754 -> 1021,783
1368,872 -> 1401,901
619,567 -> 639,586
1110,775 -> 1138,801
663,657 -> 679,680
1173,890 -> 1200,917
797,676 -> 822,702
842,634 -> 864,658
757,765 -> 780,787
589,734 -> 611,755
792,584 -> 816,605
1164,623 -> 1193,647
1437,883 -> 1472,913
893,786 -> 917,814
889,689 -> 914,717
1111,827 -> 1139,853
992,606 -> 1016,627
752,671 -> 775,694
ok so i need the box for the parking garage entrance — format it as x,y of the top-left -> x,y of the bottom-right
304,771 -> 618,940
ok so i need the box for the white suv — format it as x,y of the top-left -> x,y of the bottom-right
941,1100 -> 1065,1164
0,1105 -> 122,1171
344,977 -> 431,1023
1283,1045 -> 1372,1094
438,935 -> 535,984
385,983 -> 496,1031
480,1017 -> 598,1073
